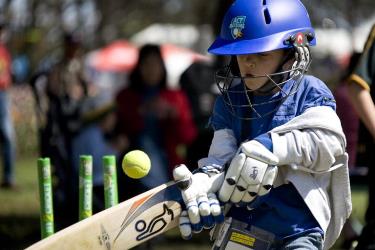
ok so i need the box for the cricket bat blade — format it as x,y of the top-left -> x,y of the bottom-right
26,181 -> 182,250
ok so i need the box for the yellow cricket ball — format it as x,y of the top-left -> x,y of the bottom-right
122,150 -> 151,179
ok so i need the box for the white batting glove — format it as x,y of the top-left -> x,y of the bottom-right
173,165 -> 224,239
218,140 -> 279,204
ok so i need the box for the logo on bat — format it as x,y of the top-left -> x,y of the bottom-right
98,225 -> 111,250
114,184 -> 181,245
135,204 -> 174,241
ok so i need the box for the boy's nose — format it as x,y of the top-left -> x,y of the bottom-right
242,55 -> 256,69
244,59 -> 256,69
247,61 -> 256,69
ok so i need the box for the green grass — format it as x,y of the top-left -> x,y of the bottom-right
0,156 -> 40,216
351,184 -> 368,224
332,183 -> 368,250
0,156 -> 370,249
0,155 -> 41,249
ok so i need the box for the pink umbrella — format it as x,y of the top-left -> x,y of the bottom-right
89,41 -> 209,72
90,40 -> 139,72
161,43 -> 209,65
87,41 -> 211,88
160,43 -> 210,88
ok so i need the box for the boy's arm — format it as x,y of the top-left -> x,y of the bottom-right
346,82 -> 375,139
198,128 -> 238,172
345,24 -> 375,139
271,129 -> 345,173
270,106 -> 346,173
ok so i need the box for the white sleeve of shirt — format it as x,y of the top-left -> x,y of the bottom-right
270,106 -> 347,173
272,129 -> 346,173
198,128 -> 238,170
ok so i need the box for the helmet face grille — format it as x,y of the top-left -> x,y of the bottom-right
209,0 -> 315,120
214,47 -> 311,120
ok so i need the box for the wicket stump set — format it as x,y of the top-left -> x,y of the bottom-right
37,155 -> 119,239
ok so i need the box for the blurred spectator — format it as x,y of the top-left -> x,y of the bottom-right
72,95 -> 127,213
12,39 -> 30,84
334,52 -> 362,249
0,21 -> 16,189
30,32 -> 87,228
178,0 -> 233,171
12,53 -> 30,84
116,44 -> 197,198
333,52 -> 361,170
346,24 -> 375,250
179,60 -> 220,170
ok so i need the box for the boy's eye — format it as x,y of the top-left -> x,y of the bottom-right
258,53 -> 269,57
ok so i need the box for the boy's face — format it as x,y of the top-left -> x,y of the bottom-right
236,49 -> 286,91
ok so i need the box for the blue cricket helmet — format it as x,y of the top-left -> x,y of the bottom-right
208,0 -> 316,55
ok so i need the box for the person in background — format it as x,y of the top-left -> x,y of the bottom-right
116,44 -> 197,198
179,61 -> 218,170
0,20 -> 16,189
179,0 -> 235,171
29,32 -> 87,229
346,24 -> 375,250
72,94 -> 127,213
334,52 -> 361,171
334,52 -> 364,249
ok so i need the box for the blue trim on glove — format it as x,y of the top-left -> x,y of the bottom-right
254,133 -> 273,152
191,222 -> 203,233
201,215 -> 215,229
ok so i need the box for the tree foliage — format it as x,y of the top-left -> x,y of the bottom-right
2,0 -> 375,75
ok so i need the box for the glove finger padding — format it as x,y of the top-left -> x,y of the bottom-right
173,165 -> 202,233
242,165 -> 278,202
208,193 -> 224,224
244,183 -> 261,201
218,153 -> 246,202
197,194 -> 214,229
218,140 -> 279,204
185,199 -> 202,232
241,189 -> 257,203
258,165 -> 278,196
179,210 -> 192,240
173,164 -> 224,236
229,177 -> 248,203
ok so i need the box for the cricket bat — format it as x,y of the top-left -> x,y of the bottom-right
26,180 -> 183,250
26,172 -> 224,250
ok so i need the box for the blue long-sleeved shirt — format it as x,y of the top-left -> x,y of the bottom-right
208,75 -> 336,240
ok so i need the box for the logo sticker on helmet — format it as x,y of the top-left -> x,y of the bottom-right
296,33 -> 304,45
229,16 -> 246,39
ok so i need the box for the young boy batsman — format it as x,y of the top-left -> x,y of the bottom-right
173,0 -> 351,249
